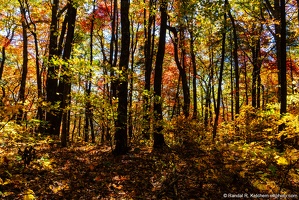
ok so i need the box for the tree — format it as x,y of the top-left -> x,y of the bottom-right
0,22 -> 15,105
167,26 -> 190,118
212,0 -> 227,139
113,0 -> 130,155
264,0 -> 287,147
84,0 -> 96,143
227,1 -> 239,116
279,0 -> 287,116
60,1 -> 77,147
17,0 -> 28,123
153,0 -> 167,149
142,0 -> 156,139
189,26 -> 198,119
46,0 -> 62,136
277,0 -> 287,151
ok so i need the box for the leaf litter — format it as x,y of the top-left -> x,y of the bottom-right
0,133 -> 299,199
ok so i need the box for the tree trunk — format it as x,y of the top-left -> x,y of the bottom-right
84,0 -> 96,143
251,46 -> 258,108
153,0 -> 167,149
190,29 -> 198,119
22,0 -> 43,127
109,0 -> 118,100
17,0 -> 28,123
128,18 -> 139,143
230,33 -> 234,120
142,0 -> 155,139
213,0 -> 227,139
167,26 -> 190,118
279,0 -> 287,115
113,0 -> 130,155
228,6 -> 239,115
61,1 -> 77,147
244,52 -> 249,105
46,0 -> 60,135
251,24 -> 262,108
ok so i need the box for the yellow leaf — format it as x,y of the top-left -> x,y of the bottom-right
23,189 -> 35,200
240,171 -> 245,178
49,185 -> 58,194
276,157 -> 289,165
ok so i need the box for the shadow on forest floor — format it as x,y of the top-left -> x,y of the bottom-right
1,133 -> 299,199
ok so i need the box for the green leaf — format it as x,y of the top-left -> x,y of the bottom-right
269,165 -> 277,174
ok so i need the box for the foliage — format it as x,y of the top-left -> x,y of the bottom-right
0,0 -> 299,198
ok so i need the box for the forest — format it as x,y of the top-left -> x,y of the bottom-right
0,0 -> 299,199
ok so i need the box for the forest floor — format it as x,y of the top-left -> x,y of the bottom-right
1,129 -> 299,199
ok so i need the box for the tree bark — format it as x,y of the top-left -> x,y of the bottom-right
84,0 -> 96,143
153,0 -> 167,149
167,26 -> 190,118
61,1 -> 77,147
46,0 -> 60,135
212,0 -> 227,139
109,0 -> 118,100
17,0 -> 28,123
279,0 -> 287,115
142,0 -> 155,139
227,5 -> 239,115
190,29 -> 198,119
113,0 -> 130,155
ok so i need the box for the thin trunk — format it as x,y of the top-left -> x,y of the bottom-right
153,0 -> 167,149
252,46 -> 258,108
142,0 -> 155,139
167,26 -> 190,118
230,33 -> 234,120
0,46 -> 5,82
172,75 -> 181,119
190,29 -> 198,119
228,6 -> 239,115
280,0 -> 287,115
244,52 -> 249,105
24,0 -> 43,124
110,0 -> 118,99
84,0 -> 96,143
257,70 -> 261,108
204,81 -> 211,129
46,0 -> 60,135
213,1 -> 227,139
0,29 -> 15,104
90,116 -> 95,143
277,0 -> 287,152
274,0 -> 282,102
90,0 -> 96,144
17,0 -> 28,123
252,25 -> 262,108
291,56 -> 294,94
61,1 -> 77,147
128,19 -> 139,143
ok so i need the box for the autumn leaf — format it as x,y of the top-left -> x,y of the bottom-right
94,176 -> 101,182
276,156 -> 289,165
23,189 -> 35,200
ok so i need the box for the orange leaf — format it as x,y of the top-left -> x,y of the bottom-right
94,176 -> 101,182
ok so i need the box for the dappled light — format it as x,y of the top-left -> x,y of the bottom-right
1,0 -> 299,198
